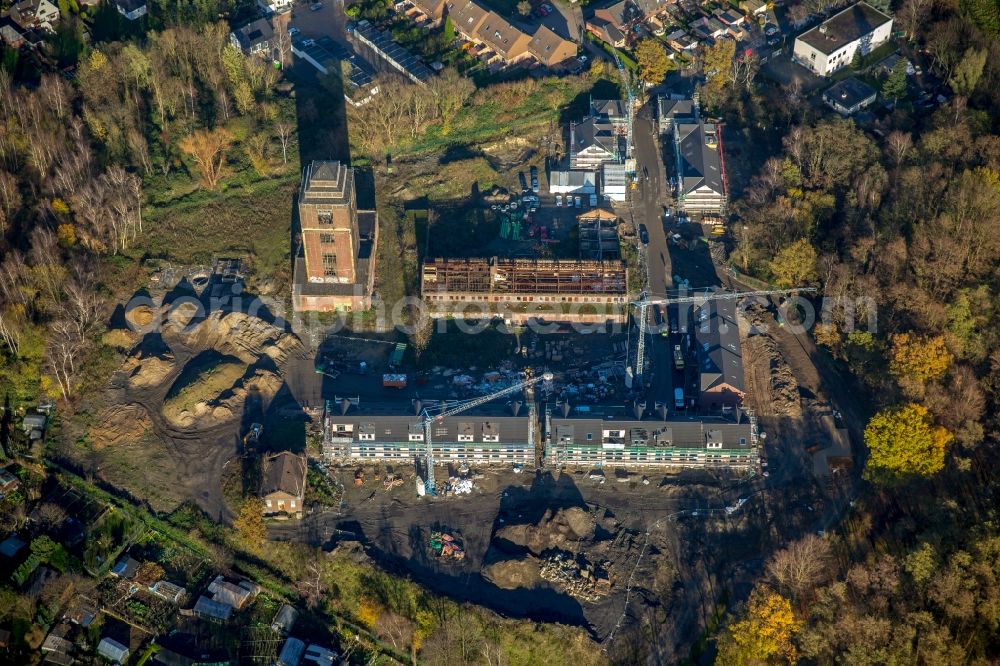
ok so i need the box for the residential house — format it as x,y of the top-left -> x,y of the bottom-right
526,24 -> 577,68
114,0 -> 148,20
230,18 -> 274,57
261,451 -> 307,518
586,17 -> 626,48
257,0 -> 292,14
672,120 -> 727,214
447,0 -> 490,40
97,637 -> 130,664
570,117 -> 621,170
409,0 -> 447,24
792,2 -> 893,76
477,12 -> 533,65
591,99 -> 629,127
695,299 -> 745,411
714,8 -> 746,27
822,76 -> 877,115
0,19 -> 26,48
657,94 -> 697,133
9,0 -> 59,31
739,0 -> 769,16
665,29 -> 698,52
690,16 -> 728,40
22,412 -> 47,440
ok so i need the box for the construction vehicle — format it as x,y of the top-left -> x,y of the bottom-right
673,344 -> 685,369
415,370 -> 554,496
243,423 -> 263,449
429,532 -> 465,561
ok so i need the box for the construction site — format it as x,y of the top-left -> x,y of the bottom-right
421,257 -> 629,324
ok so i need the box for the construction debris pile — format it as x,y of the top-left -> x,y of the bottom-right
538,552 -> 611,602
429,532 -> 465,561
742,304 -> 802,418
443,478 -> 474,495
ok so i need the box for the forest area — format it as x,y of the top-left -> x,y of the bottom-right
703,0 -> 1000,663
0,18 -> 298,409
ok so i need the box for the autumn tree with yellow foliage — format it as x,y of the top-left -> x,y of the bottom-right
769,238 -> 818,288
233,499 -> 266,552
179,128 -> 234,191
889,333 -> 953,384
864,403 -> 953,484
716,586 -> 801,665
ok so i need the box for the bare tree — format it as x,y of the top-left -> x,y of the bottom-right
46,317 -> 88,400
897,0 -> 933,39
275,120 -> 294,165
0,170 -> 20,235
766,533 -> 832,606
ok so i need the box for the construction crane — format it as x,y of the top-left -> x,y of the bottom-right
632,287 -> 819,378
415,370 -> 554,496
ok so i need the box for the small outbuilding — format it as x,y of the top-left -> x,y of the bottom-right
823,77 -> 878,116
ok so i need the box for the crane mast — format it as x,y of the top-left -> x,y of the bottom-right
418,370 -> 553,495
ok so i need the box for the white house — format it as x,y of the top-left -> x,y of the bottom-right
258,0 -> 292,13
792,2 -> 893,77
114,0 -> 148,20
549,170 -> 597,195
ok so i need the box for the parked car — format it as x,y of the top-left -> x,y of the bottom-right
556,195 -> 563,206
289,26 -> 300,36
541,3 -> 554,13
310,2 -> 323,9
638,224 -> 649,245
574,195 -> 581,208
302,38 -> 316,47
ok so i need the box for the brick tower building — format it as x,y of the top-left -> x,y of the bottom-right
293,161 -> 377,312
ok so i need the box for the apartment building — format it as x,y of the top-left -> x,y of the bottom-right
792,2 -> 893,76
673,120 -> 727,214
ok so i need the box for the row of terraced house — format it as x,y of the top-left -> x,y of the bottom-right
401,0 -> 578,69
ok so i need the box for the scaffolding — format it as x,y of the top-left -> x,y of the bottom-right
421,258 -> 627,296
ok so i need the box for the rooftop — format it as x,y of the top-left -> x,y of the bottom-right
261,451 -> 307,498
823,76 -> 877,111
674,121 -> 725,198
797,2 -> 892,55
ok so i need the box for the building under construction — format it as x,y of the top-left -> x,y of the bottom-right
544,402 -> 758,468
421,257 -> 628,323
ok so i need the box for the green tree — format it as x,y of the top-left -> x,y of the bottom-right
882,58 -> 908,104
863,403 -> 953,484
30,535 -> 57,562
443,15 -> 455,42
768,239 -> 817,287
635,38 -> 670,85
948,48 -> 987,97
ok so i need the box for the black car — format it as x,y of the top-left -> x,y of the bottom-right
638,224 -> 649,245
518,171 -> 528,191
530,166 -> 539,193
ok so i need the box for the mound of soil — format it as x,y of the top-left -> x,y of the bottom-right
126,304 -> 157,328
494,506 -> 594,555
172,311 -> 299,365
482,555 -> 541,590
161,352 -> 250,427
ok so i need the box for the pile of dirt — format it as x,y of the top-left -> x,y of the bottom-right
89,404 -> 155,450
494,506 -> 595,554
747,334 -> 801,418
163,364 -> 282,428
171,311 -> 300,365
120,347 -> 177,389
482,555 -> 541,590
125,304 -> 157,328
